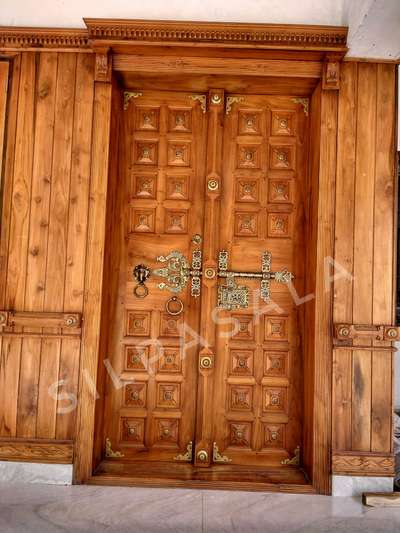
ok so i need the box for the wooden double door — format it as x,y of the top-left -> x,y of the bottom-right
102,88 -> 307,472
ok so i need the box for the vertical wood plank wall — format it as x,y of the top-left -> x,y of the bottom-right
332,62 -> 397,477
0,52 -> 95,458
0,53 -> 397,483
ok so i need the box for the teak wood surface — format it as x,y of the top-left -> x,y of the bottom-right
0,18 -> 397,495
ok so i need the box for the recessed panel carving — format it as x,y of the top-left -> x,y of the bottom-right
167,141 -> 191,167
265,316 -> 288,341
124,383 -> 147,408
228,421 -> 252,448
268,178 -> 292,204
125,311 -> 151,337
231,315 -> 255,341
160,313 -> 184,337
130,208 -> 156,233
264,351 -> 288,377
135,107 -> 160,131
267,213 -> 290,238
154,418 -> 179,445
234,211 -> 259,237
269,144 -> 295,170
134,141 -> 158,165
120,417 -> 145,444
230,349 -> 254,376
132,173 -> 157,199
165,175 -> 190,200
238,111 -> 262,135
164,209 -> 188,234
263,386 -> 288,413
237,144 -> 261,169
263,423 -> 286,448
229,385 -> 253,411
168,108 -> 192,132
157,383 -> 181,409
271,111 -> 296,136
158,347 -> 182,373
235,179 -> 259,203
125,345 -> 149,371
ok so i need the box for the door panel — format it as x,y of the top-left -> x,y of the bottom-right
211,95 -> 306,466
103,91 -> 207,461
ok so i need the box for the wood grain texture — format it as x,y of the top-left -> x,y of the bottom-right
0,438 -> 73,463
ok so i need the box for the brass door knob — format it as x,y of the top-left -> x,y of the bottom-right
197,449 -> 209,462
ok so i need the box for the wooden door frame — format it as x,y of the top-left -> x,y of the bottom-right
71,18 -> 348,494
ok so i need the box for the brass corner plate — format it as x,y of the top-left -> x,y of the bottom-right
213,442 -> 231,463
105,438 -> 124,458
174,441 -> 193,462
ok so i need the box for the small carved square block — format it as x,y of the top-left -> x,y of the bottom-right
168,108 -> 192,132
232,315 -> 255,341
125,345 -> 149,371
268,178 -> 292,204
237,144 -> 261,169
154,418 -> 179,445
125,311 -> 151,337
235,179 -> 259,203
271,111 -> 296,136
269,144 -> 295,170
164,209 -> 188,234
135,106 -> 160,131
158,347 -> 182,373
263,423 -> 286,448
263,386 -> 288,413
235,211 -> 259,237
132,173 -> 157,199
120,417 -> 145,444
165,175 -> 190,200
167,141 -> 191,167
267,213 -> 290,238
134,141 -> 158,165
130,208 -> 156,233
265,316 -> 288,341
160,313 -> 184,337
124,383 -> 147,408
230,349 -> 254,376
264,351 -> 288,377
157,383 -> 181,409
229,385 -> 253,411
228,421 -> 252,448
238,111 -> 262,135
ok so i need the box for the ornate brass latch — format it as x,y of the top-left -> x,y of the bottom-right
217,250 -> 293,310
153,250 -> 202,297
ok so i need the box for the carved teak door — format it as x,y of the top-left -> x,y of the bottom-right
103,89 -> 307,471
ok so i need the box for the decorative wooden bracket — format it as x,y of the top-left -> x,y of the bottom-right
94,47 -> 112,82
322,53 -> 341,90
334,323 -> 400,343
0,311 -> 82,329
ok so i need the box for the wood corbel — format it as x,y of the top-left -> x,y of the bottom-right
94,47 -> 112,82
322,53 -> 342,90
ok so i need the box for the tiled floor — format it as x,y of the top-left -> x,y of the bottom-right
0,483 -> 399,532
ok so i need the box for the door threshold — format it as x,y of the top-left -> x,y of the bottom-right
88,460 -> 316,493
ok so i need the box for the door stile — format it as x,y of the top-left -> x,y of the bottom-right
194,89 -> 225,467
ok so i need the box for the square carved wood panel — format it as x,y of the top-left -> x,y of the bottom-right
164,209 -> 188,234
120,417 -> 145,445
268,178 -> 292,204
168,108 -> 192,133
134,140 -> 159,165
130,208 -> 156,233
153,418 -> 180,446
230,349 -> 254,376
263,386 -> 288,413
231,315 -> 255,341
125,345 -> 149,371
160,313 -> 184,337
263,423 -> 286,448
124,382 -> 147,408
270,110 -> 296,137
132,173 -> 157,199
235,178 -> 260,203
165,174 -> 190,200
267,212 -> 291,238
167,141 -> 191,167
237,144 -> 262,169
269,144 -> 295,170
158,346 -> 182,373
228,384 -> 254,412
265,316 -> 289,341
234,211 -> 259,237
157,383 -> 181,409
263,350 -> 288,377
238,111 -> 263,136
227,421 -> 253,448
135,106 -> 160,132
125,311 -> 151,337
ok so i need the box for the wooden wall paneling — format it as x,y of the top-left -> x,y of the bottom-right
0,61 -> 9,193
313,87 -> 338,494
74,79 -> 112,483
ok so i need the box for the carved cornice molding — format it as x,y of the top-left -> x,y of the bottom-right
0,27 -> 89,50
85,18 -> 348,52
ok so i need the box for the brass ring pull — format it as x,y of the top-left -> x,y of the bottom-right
134,284 -> 149,298
165,297 -> 184,316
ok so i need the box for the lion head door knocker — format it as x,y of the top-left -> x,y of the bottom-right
133,264 -> 151,298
